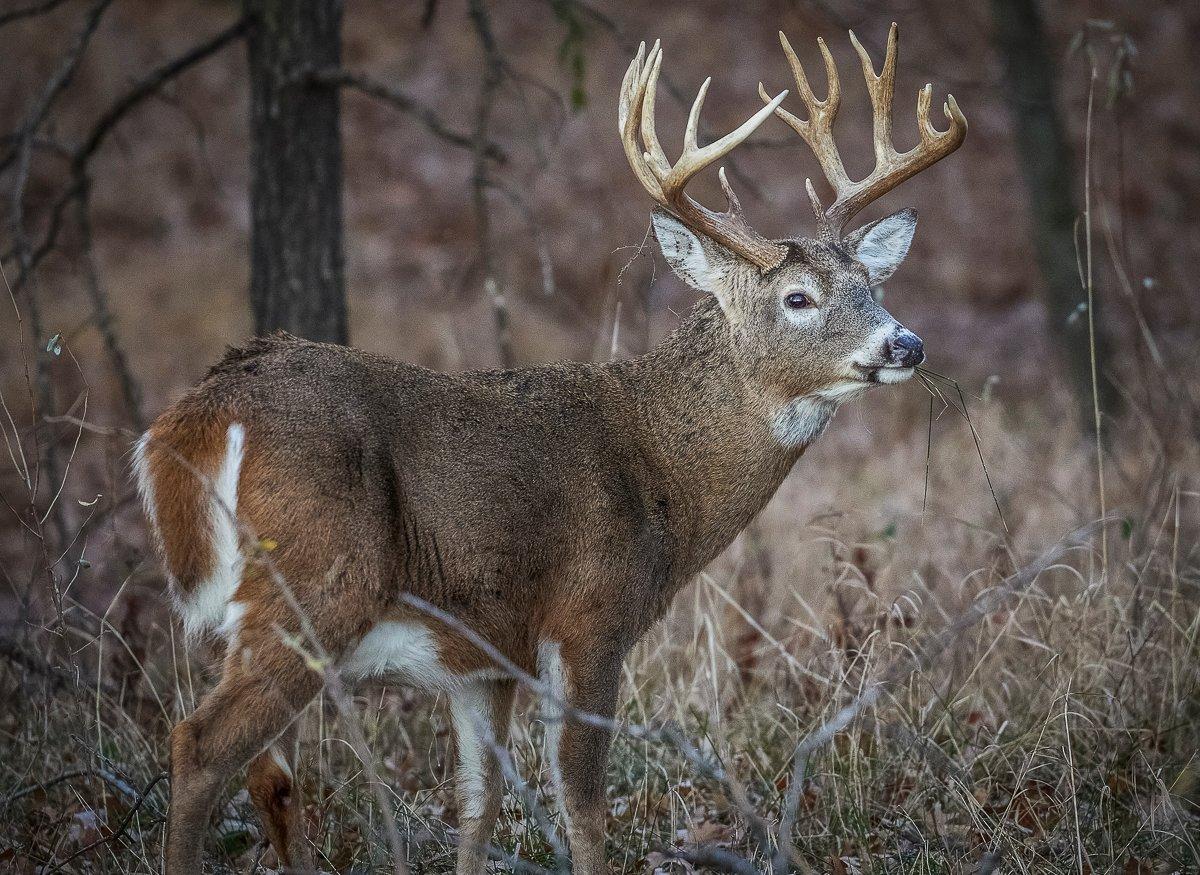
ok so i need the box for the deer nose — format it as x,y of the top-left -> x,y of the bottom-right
886,330 -> 924,368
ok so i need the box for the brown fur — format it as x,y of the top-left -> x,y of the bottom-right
147,216 -> 924,872
141,404 -> 229,592
245,723 -> 309,871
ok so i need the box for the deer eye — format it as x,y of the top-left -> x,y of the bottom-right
784,291 -> 813,310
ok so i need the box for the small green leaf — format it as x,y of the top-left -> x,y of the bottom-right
1121,517 -> 1133,540
46,333 -> 62,356
550,0 -> 588,112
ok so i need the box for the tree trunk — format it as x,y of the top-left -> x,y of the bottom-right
245,0 -> 347,344
989,0 -> 1117,426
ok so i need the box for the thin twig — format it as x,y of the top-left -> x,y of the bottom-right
0,0 -> 70,29
72,16 -> 250,177
916,366 -> 1009,533
1081,56 -> 1107,572
74,181 -> 145,429
3,766 -> 155,808
923,393 -> 934,512
308,67 -> 507,162
4,15 -> 248,284
467,0 -> 513,368
46,772 -> 167,873
664,844 -> 762,874
4,0 -> 114,546
2,769 -> 93,805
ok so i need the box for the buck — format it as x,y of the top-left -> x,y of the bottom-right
136,23 -> 965,874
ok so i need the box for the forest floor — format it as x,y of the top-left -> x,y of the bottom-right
1,399 -> 1197,873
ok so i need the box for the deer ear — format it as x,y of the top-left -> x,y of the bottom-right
845,208 -> 917,285
651,209 -> 739,310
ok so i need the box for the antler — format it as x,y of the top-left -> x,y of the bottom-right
620,41 -> 790,271
760,23 -> 967,239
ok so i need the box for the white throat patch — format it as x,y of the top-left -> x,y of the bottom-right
771,397 -> 837,449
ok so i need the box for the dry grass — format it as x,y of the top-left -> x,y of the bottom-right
1,391 -> 1197,873
2,8 -> 1198,872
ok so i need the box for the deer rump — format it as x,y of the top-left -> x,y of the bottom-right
134,332 -> 673,681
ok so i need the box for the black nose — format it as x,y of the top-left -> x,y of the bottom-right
886,330 -> 924,368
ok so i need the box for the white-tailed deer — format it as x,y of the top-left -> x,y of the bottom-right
136,23 -> 964,874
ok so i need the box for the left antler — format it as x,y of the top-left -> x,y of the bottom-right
760,23 -> 967,239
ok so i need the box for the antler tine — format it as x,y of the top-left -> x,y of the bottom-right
667,82 -> 788,192
619,41 -> 666,202
619,41 -> 790,271
769,22 -> 968,237
717,167 -> 742,214
617,40 -> 645,134
921,88 -> 968,146
803,178 -> 825,224
759,33 -> 849,193
849,23 -> 897,167
681,76 -> 711,156
640,44 -> 671,180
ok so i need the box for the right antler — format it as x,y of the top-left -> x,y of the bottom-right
760,23 -> 967,239
619,41 -> 790,271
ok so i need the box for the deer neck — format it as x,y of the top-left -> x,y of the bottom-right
617,298 -> 836,577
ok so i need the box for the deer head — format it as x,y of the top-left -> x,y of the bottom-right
619,26 -> 966,422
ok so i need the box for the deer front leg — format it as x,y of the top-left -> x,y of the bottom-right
541,644 -> 620,875
451,677 -> 517,874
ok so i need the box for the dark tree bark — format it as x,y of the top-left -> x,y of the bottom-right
245,0 -> 347,343
989,0 -> 1117,426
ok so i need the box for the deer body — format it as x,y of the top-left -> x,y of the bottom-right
141,298 -> 817,872
150,296 -> 807,653
144,24 -> 965,874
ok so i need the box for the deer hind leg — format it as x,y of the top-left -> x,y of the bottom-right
247,718 -> 311,872
165,638 -> 321,875
541,643 -> 619,875
451,678 -> 516,875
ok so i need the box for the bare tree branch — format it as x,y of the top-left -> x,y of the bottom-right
0,0 -> 70,29
5,0 -> 113,181
661,844 -> 762,875
5,0 -> 114,543
467,0 -> 513,367
309,67 -> 508,163
486,176 -> 555,298
70,16 -> 250,177
45,772 -> 167,873
3,11 -> 248,300
74,181 -> 145,429
3,15 -> 248,285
